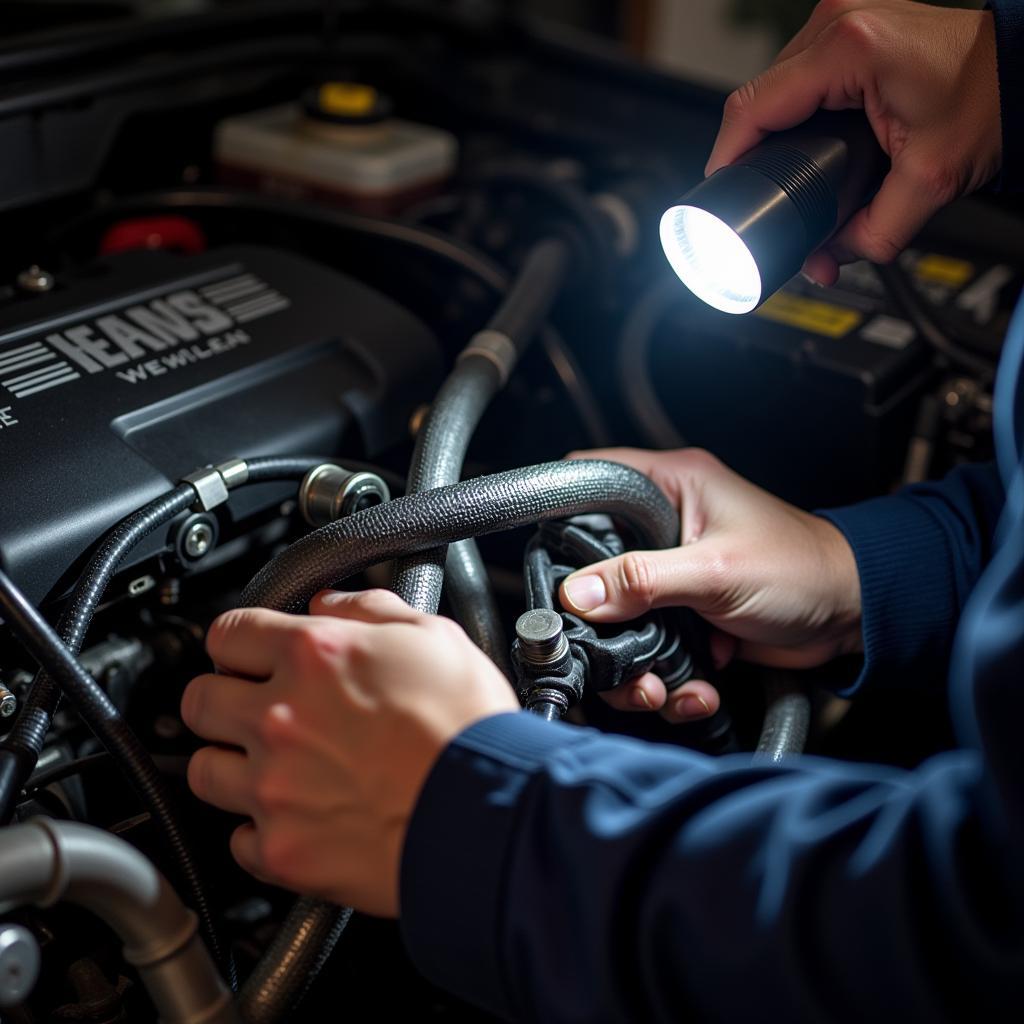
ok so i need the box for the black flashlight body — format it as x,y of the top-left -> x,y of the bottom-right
677,110 -> 889,306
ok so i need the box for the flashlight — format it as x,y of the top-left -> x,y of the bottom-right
660,111 -> 888,314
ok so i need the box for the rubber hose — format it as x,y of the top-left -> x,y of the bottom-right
1,455 -> 325,817
444,541 -> 512,680
244,459 -> 678,615
876,262 -> 995,380
237,899 -> 353,1024
0,566 -> 231,982
0,455 -> 324,982
618,276 -> 688,450
236,459 -> 678,1021
392,237 -> 572,614
753,674 -> 812,762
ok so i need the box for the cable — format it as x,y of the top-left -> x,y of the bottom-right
0,454 -> 325,984
0,566 -> 228,983
876,261 -> 995,380
443,541 -> 513,680
22,751 -> 113,795
618,275 -> 688,449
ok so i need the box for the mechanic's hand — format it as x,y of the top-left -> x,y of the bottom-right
558,449 -> 861,722
181,590 -> 517,917
707,0 -> 1001,283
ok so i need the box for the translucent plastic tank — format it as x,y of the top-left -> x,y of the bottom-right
215,83 -> 458,216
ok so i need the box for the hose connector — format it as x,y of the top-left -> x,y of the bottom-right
299,464 -> 391,527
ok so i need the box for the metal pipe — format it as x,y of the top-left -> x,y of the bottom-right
0,819 -> 237,1024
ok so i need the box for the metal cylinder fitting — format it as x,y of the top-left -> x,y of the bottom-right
0,687 -> 16,718
299,464 -> 391,527
0,925 -> 40,1008
515,608 -> 570,666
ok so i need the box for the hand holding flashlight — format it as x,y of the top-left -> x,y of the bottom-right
707,0 -> 1001,287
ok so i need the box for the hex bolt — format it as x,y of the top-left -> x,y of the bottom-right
0,687 -> 15,718
183,521 -> 215,559
515,608 -> 570,666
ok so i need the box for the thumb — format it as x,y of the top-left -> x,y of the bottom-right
559,546 -> 716,624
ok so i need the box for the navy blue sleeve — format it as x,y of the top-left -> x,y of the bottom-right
397,298 -> 1024,1021
990,1 -> 1024,192
401,713 -> 1022,1022
818,463 -> 1003,697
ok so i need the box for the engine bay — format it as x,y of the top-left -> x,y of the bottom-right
0,2 -> 1022,1021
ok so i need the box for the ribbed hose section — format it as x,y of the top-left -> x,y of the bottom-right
238,459 -> 678,1022
444,541 -> 512,679
753,674 -> 812,762
237,899 -> 353,1024
244,460 -> 679,615
392,237 -> 572,614
391,358 -> 500,611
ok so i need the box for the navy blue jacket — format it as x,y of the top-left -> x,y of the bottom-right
400,6 -> 1024,1019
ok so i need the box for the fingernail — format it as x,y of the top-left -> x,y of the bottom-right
563,575 -> 606,612
800,271 -> 823,287
318,591 -> 346,605
631,687 -> 653,710
675,694 -> 712,720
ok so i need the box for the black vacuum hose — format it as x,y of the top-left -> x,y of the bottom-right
0,566 -> 230,979
0,455 -> 324,982
236,458 -> 679,1021
444,541 -> 513,679
392,236 -> 572,613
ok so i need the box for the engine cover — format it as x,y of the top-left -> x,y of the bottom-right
0,244 -> 442,601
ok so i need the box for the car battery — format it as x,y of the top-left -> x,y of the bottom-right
645,246 -> 1022,509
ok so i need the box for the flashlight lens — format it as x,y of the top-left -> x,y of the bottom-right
659,205 -> 761,314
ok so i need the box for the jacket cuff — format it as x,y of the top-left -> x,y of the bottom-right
399,712 -> 586,1018
989,1 -> 1024,192
817,495 -> 960,697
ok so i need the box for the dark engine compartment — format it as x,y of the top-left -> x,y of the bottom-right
0,2 -> 1022,1021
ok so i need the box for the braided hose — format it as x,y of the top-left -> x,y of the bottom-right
237,459 -> 678,1021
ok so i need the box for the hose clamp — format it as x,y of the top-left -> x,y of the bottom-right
457,329 -> 518,387
181,457 -> 248,511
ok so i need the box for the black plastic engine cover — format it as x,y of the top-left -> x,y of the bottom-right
0,244 -> 442,601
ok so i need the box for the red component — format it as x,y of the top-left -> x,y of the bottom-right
99,216 -> 207,256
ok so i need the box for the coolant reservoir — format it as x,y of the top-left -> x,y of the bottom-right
214,82 -> 458,216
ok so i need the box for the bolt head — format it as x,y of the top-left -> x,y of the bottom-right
515,608 -> 564,646
183,522 -> 214,558
0,693 -> 15,718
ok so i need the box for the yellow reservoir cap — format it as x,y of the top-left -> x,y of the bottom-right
317,83 -> 379,118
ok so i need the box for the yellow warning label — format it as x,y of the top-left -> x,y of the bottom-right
755,292 -> 862,338
915,253 -> 974,288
